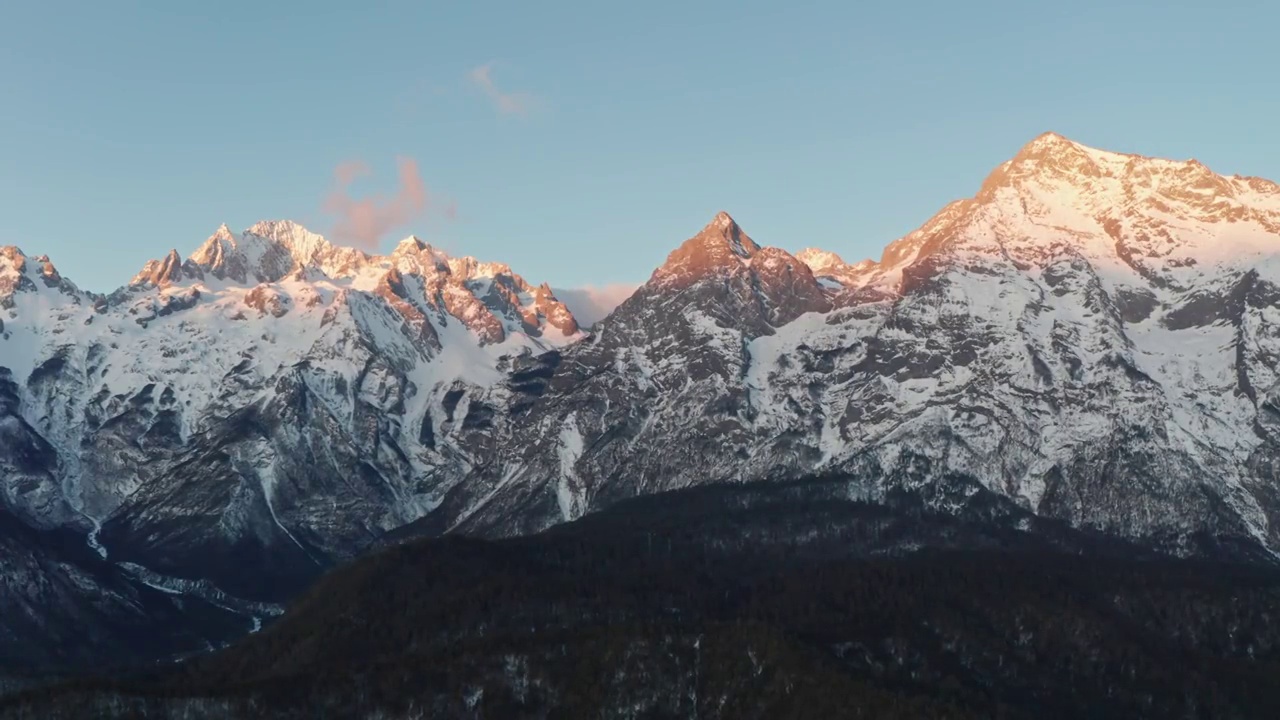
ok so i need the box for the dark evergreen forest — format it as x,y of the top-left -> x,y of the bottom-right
4,478 -> 1280,719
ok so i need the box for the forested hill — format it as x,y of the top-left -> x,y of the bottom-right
5,478 -> 1280,719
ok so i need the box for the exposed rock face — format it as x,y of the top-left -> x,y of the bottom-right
130,250 -> 184,288
0,222 -> 583,617
5,133 -> 1280,672
420,135 -> 1280,558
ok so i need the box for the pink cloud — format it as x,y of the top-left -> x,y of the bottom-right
468,62 -> 533,115
323,158 -> 434,252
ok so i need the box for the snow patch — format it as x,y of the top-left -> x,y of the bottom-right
556,416 -> 585,521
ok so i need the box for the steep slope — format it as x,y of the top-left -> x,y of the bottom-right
0,500 -> 256,679
7,132 -> 1280,681
0,222 -> 583,605
424,212 -> 836,535
423,136 -> 1280,556
799,132 -> 1280,551
8,480 -> 1280,720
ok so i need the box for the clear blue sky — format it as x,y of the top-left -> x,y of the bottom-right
1,0 -> 1276,292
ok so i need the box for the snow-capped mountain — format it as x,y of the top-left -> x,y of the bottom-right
5,132 -> 1280,670
420,133 -> 1280,556
1,221 -> 584,610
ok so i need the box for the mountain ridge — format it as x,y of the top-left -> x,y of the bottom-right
409,132 -> 1280,556
5,132 -> 1280,676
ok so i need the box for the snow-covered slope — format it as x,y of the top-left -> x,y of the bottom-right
6,133 -> 1280,671
0,222 -> 583,606
420,134 -> 1280,557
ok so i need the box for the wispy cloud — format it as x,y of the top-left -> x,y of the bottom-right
468,62 -> 533,115
323,158 -> 434,252
553,284 -> 639,326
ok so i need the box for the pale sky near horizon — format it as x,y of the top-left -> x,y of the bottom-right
1,0 -> 1277,293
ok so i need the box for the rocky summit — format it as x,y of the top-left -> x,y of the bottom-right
4,133 -> 1280,672
430,132 -> 1280,556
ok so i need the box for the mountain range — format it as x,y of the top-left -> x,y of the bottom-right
5,131 -> 1280,674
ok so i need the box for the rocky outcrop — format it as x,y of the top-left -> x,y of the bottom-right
420,135 -> 1280,558
0,221 -> 585,617
5,133 -> 1280,674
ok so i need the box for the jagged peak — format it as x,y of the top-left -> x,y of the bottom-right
654,211 -> 762,284
642,213 -> 842,323
976,131 -> 1245,208
0,246 -> 82,298
0,247 -> 31,294
393,235 -> 430,255
994,131 -> 1246,184
448,256 -> 516,281
184,220 -> 377,284
1015,131 -> 1085,157
796,248 -> 847,273
867,132 -> 1280,288
710,210 -> 737,229
391,238 -> 539,291
0,245 -> 29,265
702,211 -> 757,258
244,220 -> 337,260
24,253 -> 62,283
130,249 -> 185,287
1009,132 -> 1157,168
390,238 -> 453,279
191,224 -> 237,264
979,132 -> 1108,189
